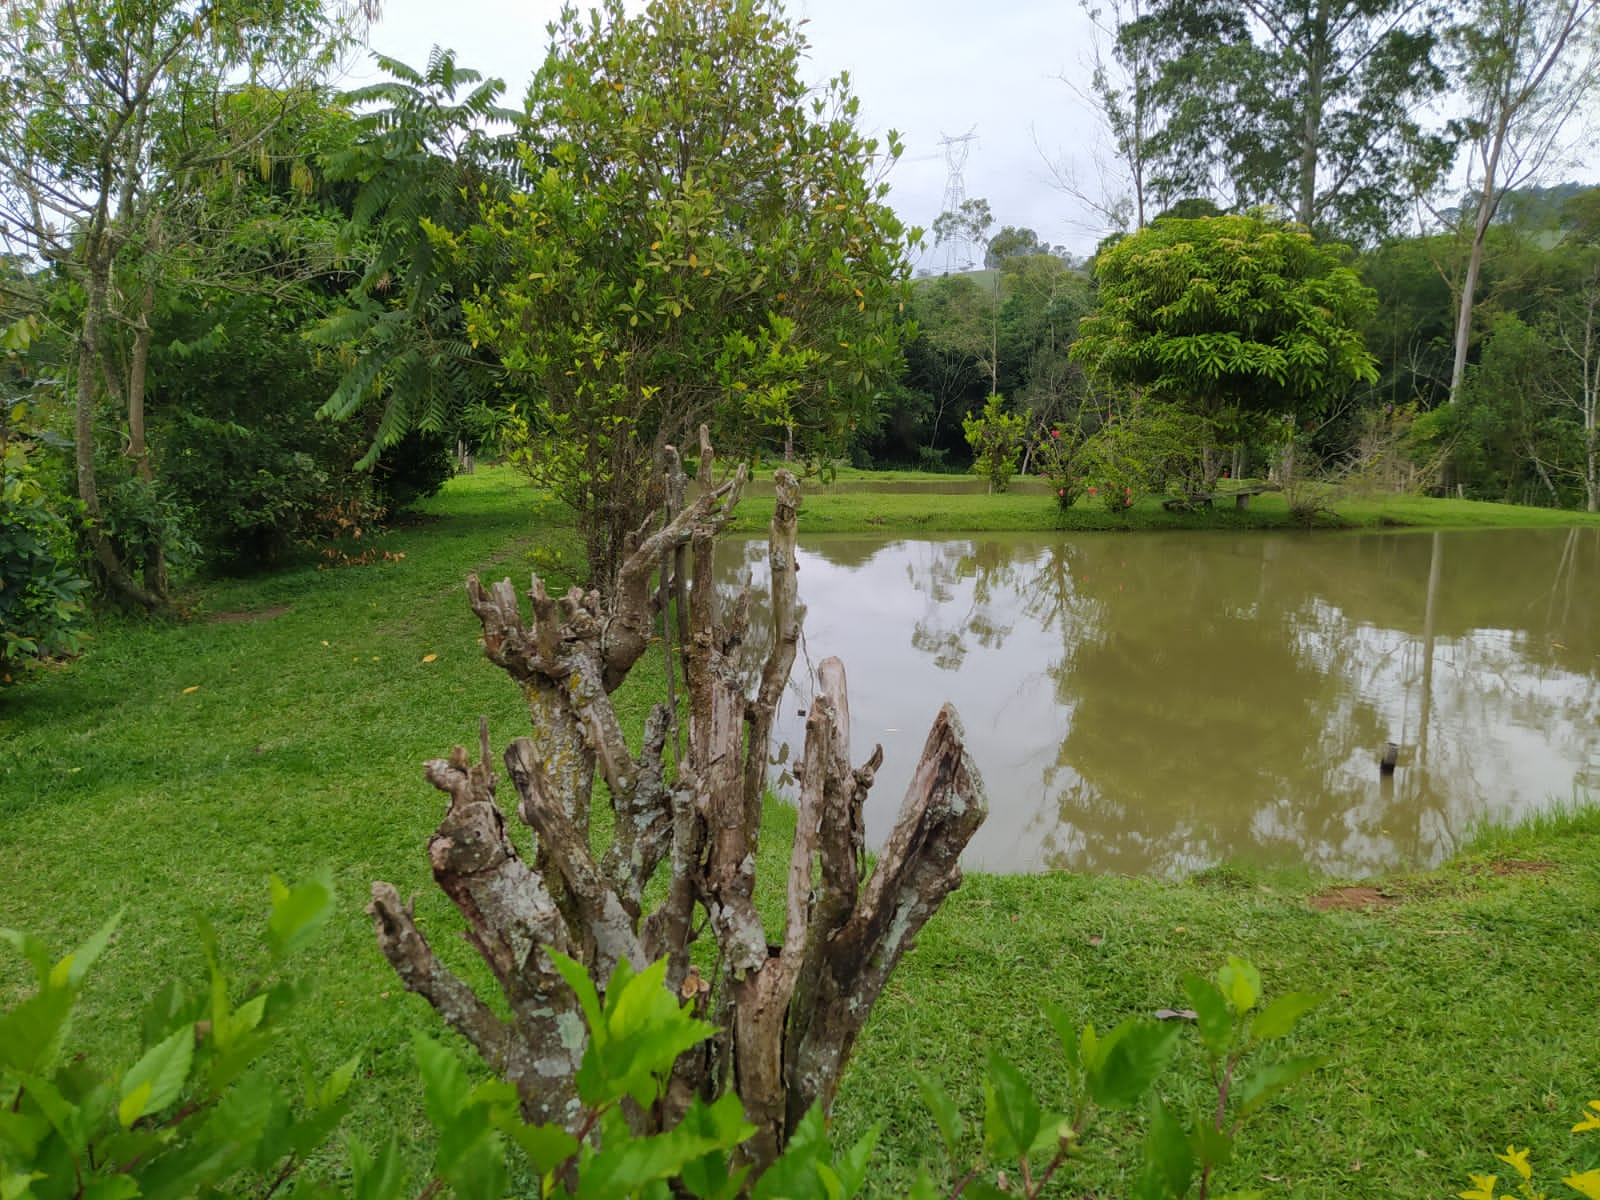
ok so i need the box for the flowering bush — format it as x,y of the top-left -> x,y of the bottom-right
1036,424 -> 1085,511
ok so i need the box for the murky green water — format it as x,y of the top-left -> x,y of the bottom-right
716,528 -> 1600,875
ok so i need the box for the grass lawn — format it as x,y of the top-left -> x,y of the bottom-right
3,466 -> 1598,1197
725,466 -> 1600,535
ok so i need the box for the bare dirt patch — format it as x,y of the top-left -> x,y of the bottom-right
1478,859 -> 1556,877
206,604 -> 292,624
1309,885 -> 1402,911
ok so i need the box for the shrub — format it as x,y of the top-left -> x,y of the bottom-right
963,394 -> 1026,492
1036,424 -> 1085,511
0,874 -> 355,1198
0,425 -> 86,677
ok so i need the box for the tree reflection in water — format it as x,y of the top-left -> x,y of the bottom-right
715,527 -> 1600,874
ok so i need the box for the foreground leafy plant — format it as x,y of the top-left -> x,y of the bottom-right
0,874 -> 353,1199
0,887 -> 876,1200
910,956 -> 1324,1199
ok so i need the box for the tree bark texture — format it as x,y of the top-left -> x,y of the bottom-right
370,430 -> 988,1170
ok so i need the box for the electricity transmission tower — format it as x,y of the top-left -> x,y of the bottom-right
937,126 -> 978,273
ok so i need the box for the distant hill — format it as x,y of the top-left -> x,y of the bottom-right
1434,181 -> 1598,233
1498,181 -> 1592,230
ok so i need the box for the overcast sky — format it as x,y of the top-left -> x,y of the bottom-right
349,0 -> 1113,265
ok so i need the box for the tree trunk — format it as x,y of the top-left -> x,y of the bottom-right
1297,10 -> 1327,231
371,430 -> 987,1175
74,241 -> 161,610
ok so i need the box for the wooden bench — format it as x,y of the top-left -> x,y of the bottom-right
1161,482 -> 1283,512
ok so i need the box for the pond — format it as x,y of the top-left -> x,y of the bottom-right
714,527 -> 1600,875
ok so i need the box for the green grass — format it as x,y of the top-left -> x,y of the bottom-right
4,466 -> 1599,1197
727,468 -> 1600,535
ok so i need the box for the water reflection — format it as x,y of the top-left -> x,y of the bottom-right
717,528 -> 1600,875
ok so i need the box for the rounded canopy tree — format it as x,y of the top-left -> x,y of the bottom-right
464,0 -> 915,590
1071,213 -> 1378,487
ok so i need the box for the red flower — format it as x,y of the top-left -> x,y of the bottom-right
1088,486 -> 1098,495
1050,429 -> 1060,439
1057,488 -> 1065,496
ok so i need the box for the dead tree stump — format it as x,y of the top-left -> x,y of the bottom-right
369,430 -> 987,1171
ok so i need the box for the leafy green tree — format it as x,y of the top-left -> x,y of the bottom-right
1072,214 -> 1379,488
2,336 -> 85,677
463,0 -> 914,588
931,196 -> 994,274
314,48 -> 526,466
963,393 -> 1027,492
0,0 -> 374,605
985,225 -> 1050,267
1442,0 -> 1600,404
1118,0 -> 1453,243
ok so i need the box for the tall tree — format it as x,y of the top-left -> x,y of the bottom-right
0,0 -> 374,604
1072,214 -> 1379,486
314,48 -> 525,465
464,0 -> 913,590
1444,0 -> 1600,403
1121,0 -> 1452,243
1060,0 -> 1210,233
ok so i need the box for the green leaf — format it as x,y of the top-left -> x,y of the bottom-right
1183,975 -> 1233,1058
412,1034 -> 470,1132
0,1110 -> 49,1160
983,1053 -> 1041,1161
1190,1119 -> 1235,1171
1136,1096 -> 1194,1200
318,1054 -> 362,1108
118,1023 -> 195,1126
1044,1001 -> 1081,1069
834,1123 -> 880,1197
217,993 -> 268,1051
1216,957 -> 1262,1015
0,988 -> 74,1075
349,1136 -> 408,1200
548,948 -> 605,1040
498,1117 -> 581,1177
1250,992 -> 1322,1042
753,1105 -> 829,1200
576,1123 -> 724,1199
1088,1019 -> 1181,1110
675,1094 -> 754,1200
56,909 -> 123,989
200,1070 -> 279,1161
1236,1055 -> 1328,1117
266,872 -> 334,962
915,1072 -> 963,1166
440,1129 -> 509,1200
576,956 -> 716,1108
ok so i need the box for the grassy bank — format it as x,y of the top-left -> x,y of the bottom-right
723,466 -> 1600,535
3,467 -> 1598,1197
